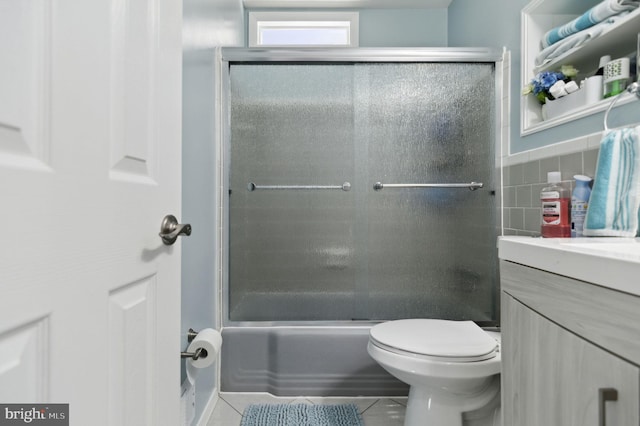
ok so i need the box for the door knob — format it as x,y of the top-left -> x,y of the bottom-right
159,215 -> 192,245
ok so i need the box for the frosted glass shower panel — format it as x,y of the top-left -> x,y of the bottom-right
228,62 -> 497,322
229,65 -> 357,321
358,63 -> 497,321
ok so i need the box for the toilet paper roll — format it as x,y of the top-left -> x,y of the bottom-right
185,328 -> 222,384
188,328 -> 222,368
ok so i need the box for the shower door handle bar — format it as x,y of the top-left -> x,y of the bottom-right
248,182 -> 351,192
373,182 -> 484,191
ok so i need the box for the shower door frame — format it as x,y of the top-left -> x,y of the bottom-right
218,47 -> 506,327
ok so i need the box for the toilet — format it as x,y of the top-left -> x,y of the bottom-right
367,319 -> 501,426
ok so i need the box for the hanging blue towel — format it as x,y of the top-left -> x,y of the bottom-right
584,126 -> 640,237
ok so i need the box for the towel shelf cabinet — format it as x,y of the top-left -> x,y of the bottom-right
500,260 -> 640,425
521,0 -> 640,135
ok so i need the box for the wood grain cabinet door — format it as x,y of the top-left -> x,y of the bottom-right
502,294 -> 640,426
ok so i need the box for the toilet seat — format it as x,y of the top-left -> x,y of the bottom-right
369,319 -> 498,363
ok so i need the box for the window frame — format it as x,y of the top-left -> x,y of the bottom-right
248,11 -> 359,47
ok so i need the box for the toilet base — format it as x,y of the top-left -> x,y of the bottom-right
403,375 -> 501,426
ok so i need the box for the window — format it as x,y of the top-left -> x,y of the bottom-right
249,12 -> 359,47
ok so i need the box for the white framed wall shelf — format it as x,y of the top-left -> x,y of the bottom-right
521,0 -> 640,135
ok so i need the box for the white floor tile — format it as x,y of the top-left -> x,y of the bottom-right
305,396 -> 380,414
361,398 -> 406,426
288,397 -> 314,406
389,397 -> 408,407
220,392 -> 295,415
206,398 -> 241,426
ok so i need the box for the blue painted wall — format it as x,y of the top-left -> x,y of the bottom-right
359,9 -> 448,47
182,0 -> 244,424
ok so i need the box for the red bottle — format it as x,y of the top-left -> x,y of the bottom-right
540,171 -> 571,237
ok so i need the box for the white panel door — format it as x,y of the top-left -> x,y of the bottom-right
0,1 -> 182,425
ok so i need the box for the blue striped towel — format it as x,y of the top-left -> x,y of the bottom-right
541,0 -> 639,48
535,12 -> 628,69
584,127 -> 640,237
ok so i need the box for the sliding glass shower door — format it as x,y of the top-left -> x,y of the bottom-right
228,60 -> 498,323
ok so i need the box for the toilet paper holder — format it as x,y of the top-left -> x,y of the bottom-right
181,328 -> 208,360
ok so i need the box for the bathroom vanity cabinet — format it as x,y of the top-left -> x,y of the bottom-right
498,237 -> 640,426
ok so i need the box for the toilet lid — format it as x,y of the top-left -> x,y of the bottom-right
370,319 -> 498,361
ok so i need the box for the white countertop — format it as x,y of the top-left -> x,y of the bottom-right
498,236 -> 640,296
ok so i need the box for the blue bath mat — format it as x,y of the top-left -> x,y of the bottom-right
240,403 -> 363,426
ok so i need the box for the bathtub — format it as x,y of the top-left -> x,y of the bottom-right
220,325 -> 409,396
221,290 -> 497,396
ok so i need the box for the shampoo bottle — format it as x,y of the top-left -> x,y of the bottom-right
571,175 -> 591,237
541,171 -> 571,238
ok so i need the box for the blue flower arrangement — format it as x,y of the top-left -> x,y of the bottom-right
523,65 -> 579,104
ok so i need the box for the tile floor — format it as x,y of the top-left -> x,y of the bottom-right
206,392 -> 407,426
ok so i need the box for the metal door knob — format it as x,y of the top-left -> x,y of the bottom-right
159,215 -> 191,245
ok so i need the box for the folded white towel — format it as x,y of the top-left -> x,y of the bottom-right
584,126 -> 640,236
